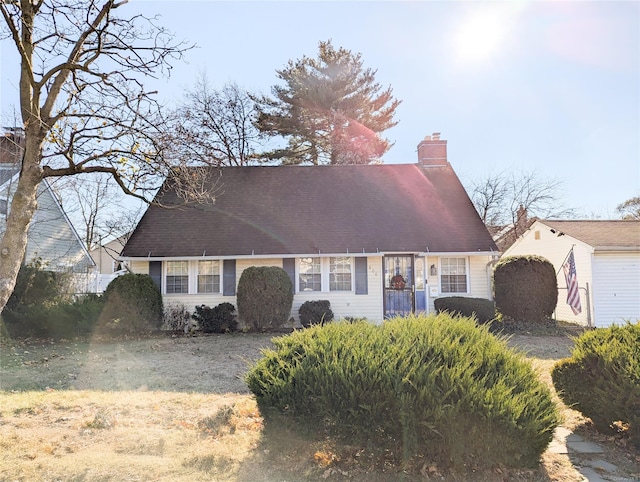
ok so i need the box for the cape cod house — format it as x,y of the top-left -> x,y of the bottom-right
120,134 -> 498,325
0,131 -> 96,293
503,219 -> 640,328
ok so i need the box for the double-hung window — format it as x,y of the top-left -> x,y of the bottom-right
329,257 -> 352,291
197,260 -> 220,293
166,261 -> 189,294
440,257 -> 468,293
299,257 -> 321,291
298,257 -> 353,292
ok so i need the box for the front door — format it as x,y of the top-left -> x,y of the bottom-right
384,255 -> 414,318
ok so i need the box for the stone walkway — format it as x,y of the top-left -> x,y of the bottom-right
548,427 -> 637,482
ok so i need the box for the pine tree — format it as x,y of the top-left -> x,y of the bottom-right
254,40 -> 401,165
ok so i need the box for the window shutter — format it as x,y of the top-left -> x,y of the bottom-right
282,258 -> 295,293
355,257 -> 368,295
223,259 -> 236,296
149,261 -> 162,291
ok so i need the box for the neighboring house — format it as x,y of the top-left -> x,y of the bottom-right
503,219 -> 640,327
491,206 -> 537,252
120,133 -> 498,325
90,233 -> 131,292
0,131 -> 97,293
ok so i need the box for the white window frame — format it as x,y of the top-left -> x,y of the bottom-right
197,260 -> 221,294
165,260 -> 189,294
298,257 -> 322,292
329,256 -> 352,292
164,260 -> 223,295
439,257 -> 469,294
296,257 -> 354,293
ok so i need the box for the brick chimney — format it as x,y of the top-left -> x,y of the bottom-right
0,129 -> 25,165
417,132 -> 448,167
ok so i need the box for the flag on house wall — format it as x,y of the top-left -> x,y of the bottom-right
562,250 -> 582,315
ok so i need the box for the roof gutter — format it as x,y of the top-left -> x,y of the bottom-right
593,246 -> 640,252
120,250 -> 499,262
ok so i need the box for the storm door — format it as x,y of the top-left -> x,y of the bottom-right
383,255 -> 415,318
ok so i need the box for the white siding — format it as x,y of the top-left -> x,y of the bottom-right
469,256 -> 493,299
592,253 -> 640,327
292,256 -> 384,324
19,183 -> 94,274
130,260 -> 149,274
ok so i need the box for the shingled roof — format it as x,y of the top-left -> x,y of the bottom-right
540,220 -> 640,250
121,163 -> 497,258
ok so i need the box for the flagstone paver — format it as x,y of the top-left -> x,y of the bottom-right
548,426 -> 632,482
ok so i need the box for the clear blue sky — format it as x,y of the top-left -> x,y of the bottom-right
1,1 -> 639,218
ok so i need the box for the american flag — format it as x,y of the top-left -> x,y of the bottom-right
562,250 -> 582,315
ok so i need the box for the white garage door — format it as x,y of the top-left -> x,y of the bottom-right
592,253 -> 640,327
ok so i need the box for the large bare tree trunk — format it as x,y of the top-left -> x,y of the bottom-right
0,0 -> 201,316
0,140 -> 43,313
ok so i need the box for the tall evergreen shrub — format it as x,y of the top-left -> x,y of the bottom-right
246,314 -> 559,469
99,273 -> 163,333
494,255 -> 557,322
237,266 -> 293,331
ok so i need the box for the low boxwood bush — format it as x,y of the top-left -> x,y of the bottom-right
552,322 -> 640,447
98,273 -> 163,334
192,302 -> 237,333
246,314 -> 559,470
434,296 -> 496,324
494,255 -> 557,323
237,266 -> 293,331
298,300 -> 334,327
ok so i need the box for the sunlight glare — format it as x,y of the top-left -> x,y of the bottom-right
452,5 -> 524,66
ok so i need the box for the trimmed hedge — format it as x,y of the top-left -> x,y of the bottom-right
494,255 -> 558,323
246,314 -> 559,470
1,262 -> 101,339
99,273 -> 163,334
237,266 -> 293,332
1,294 -> 104,339
298,300 -> 334,327
552,322 -> 640,447
434,296 -> 496,324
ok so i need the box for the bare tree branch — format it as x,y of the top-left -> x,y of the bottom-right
0,0 -> 211,314
467,169 -> 574,231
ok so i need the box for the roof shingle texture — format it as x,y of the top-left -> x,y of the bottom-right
122,164 -> 497,258
541,220 -> 640,249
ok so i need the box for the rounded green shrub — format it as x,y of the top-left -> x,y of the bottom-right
246,314 -> 560,470
552,322 -> 640,447
298,300 -> 334,327
99,273 -> 163,334
237,266 -> 293,332
494,255 -> 558,323
434,296 -> 496,324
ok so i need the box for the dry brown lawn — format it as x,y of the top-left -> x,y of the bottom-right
0,331 -> 638,481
